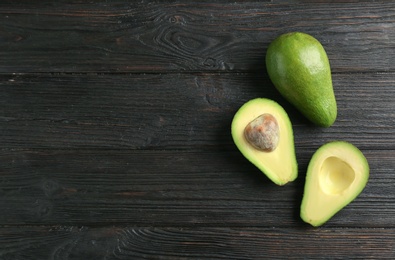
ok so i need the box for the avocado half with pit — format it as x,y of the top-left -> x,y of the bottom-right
300,141 -> 369,227
231,98 -> 298,185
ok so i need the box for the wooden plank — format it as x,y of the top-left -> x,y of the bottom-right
0,149 -> 393,227
1,73 -> 394,150
0,2 -> 394,73
0,226 -> 394,259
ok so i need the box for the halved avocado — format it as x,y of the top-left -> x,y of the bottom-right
300,141 -> 369,227
231,98 -> 298,185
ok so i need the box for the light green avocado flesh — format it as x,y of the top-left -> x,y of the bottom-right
266,32 -> 337,127
231,98 -> 298,185
300,141 -> 369,227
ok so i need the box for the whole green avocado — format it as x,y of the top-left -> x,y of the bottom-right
266,32 -> 337,127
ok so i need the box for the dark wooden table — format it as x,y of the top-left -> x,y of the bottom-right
1,1 -> 394,259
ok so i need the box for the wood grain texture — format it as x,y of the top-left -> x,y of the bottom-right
1,73 -> 394,150
1,1 -> 394,259
0,148 -> 393,227
0,226 -> 394,259
0,2 -> 394,73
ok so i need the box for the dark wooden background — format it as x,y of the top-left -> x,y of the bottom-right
1,1 -> 394,259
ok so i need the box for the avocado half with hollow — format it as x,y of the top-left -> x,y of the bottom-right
231,98 -> 298,185
300,141 -> 369,227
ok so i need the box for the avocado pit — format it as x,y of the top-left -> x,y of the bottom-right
244,113 -> 279,152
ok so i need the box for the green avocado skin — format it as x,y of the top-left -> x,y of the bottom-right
266,32 -> 337,127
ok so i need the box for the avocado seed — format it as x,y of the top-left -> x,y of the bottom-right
244,113 -> 279,152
